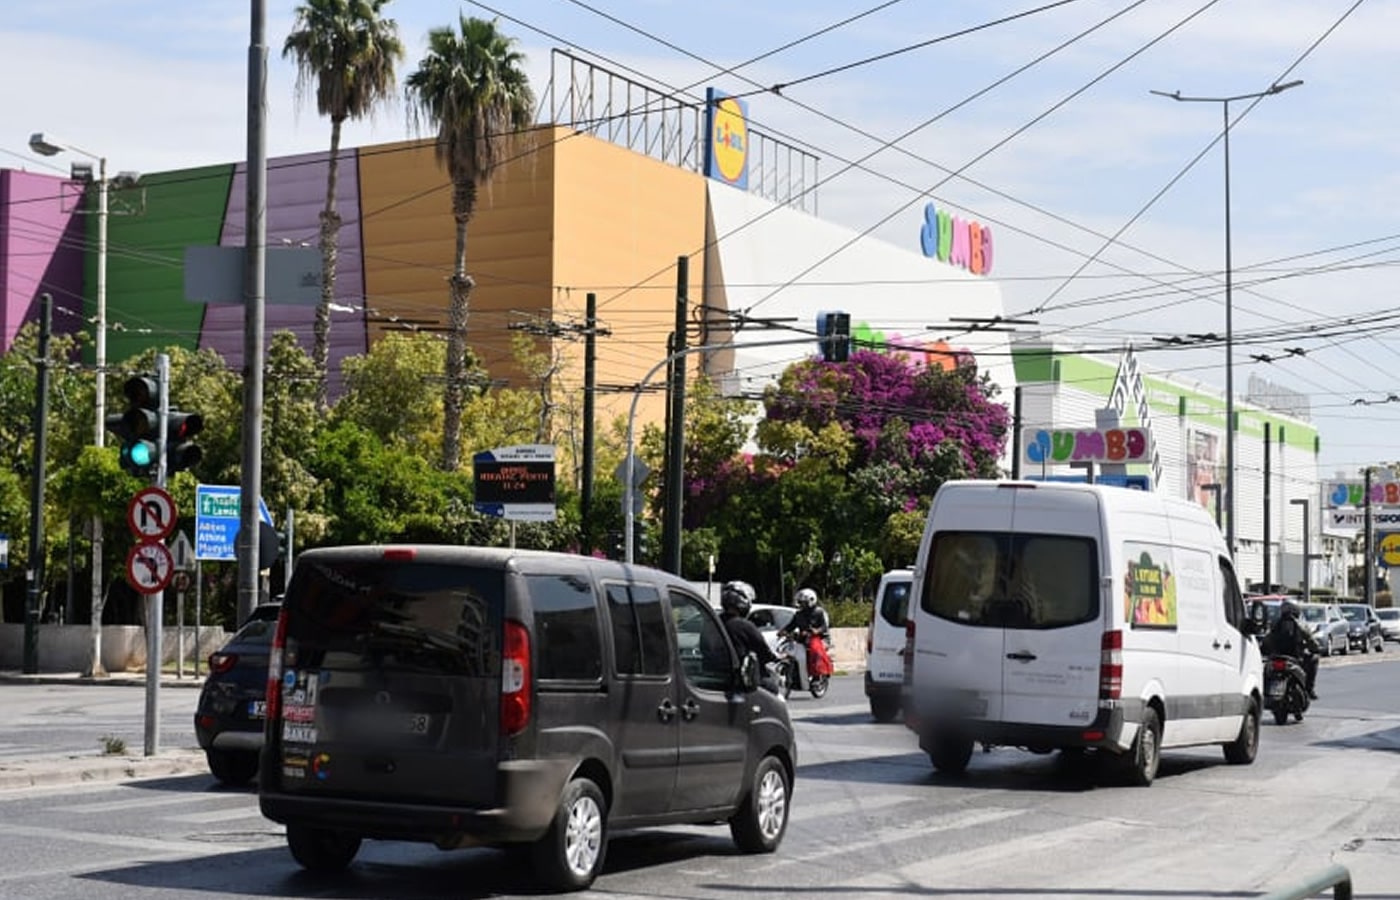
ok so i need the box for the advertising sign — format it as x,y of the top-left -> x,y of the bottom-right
1022,427 -> 1149,466
195,484 -> 274,561
1326,480 -> 1400,508
703,88 -> 749,190
473,445 -> 556,522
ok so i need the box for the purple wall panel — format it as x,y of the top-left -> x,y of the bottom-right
205,149 -> 365,399
0,171 -> 86,350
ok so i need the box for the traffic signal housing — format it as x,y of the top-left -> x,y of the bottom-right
166,411 -> 204,474
817,311 -> 851,363
105,375 -> 158,478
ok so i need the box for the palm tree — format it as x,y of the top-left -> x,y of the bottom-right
405,15 -> 534,471
283,0 -> 405,413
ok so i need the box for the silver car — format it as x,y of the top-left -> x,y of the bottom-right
1378,607 -> 1400,642
1298,602 -> 1348,656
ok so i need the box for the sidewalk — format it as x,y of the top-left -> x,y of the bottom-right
0,669 -> 211,791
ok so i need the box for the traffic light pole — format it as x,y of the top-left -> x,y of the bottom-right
624,335 -> 832,564
23,295 -> 52,674
144,353 -> 170,757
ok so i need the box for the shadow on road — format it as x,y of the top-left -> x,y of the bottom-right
1314,721 -> 1400,753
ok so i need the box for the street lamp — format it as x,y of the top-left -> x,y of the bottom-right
1151,80 -> 1303,558
29,133 -> 118,672
1290,498 -> 1310,603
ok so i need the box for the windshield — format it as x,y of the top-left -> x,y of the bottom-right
1299,606 -> 1327,623
1340,606 -> 1368,623
1379,609 -> 1400,621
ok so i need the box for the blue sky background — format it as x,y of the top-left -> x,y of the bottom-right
4,0 -> 1397,473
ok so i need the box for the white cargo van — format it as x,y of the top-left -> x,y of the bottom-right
905,480 -> 1262,786
864,568 -> 912,722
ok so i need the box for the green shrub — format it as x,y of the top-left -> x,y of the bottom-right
827,599 -> 873,628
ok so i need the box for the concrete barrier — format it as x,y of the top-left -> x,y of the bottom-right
830,626 -> 868,673
0,624 -> 229,674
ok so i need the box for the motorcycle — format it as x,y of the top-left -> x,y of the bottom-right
775,628 -> 833,699
1263,653 -> 1311,725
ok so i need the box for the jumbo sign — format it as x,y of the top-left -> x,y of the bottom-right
1327,480 -> 1400,508
1023,427 -> 1150,466
918,201 -> 993,275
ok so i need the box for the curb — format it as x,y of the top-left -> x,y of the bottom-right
0,748 -> 207,792
0,672 -> 206,689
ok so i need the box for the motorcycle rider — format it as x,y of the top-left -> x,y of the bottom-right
1262,600 -> 1320,699
717,580 -> 781,694
788,587 -> 831,646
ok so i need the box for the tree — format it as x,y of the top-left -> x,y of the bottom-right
334,331 -> 445,459
283,0 -> 405,412
404,14 -> 534,471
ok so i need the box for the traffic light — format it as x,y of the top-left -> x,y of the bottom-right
166,411 -> 204,474
105,375 -> 158,478
817,311 -> 851,363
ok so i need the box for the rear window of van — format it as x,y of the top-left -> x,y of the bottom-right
879,579 -> 911,628
922,532 -> 1098,629
284,558 -> 502,677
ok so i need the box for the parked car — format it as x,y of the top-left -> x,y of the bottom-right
865,568 -> 912,723
1338,603 -> 1385,653
1297,602 -> 1348,656
747,603 -> 797,656
194,602 -> 282,785
258,546 -> 795,892
1377,607 -> 1400,642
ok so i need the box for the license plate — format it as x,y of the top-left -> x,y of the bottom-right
248,700 -> 267,718
347,709 -> 432,736
1267,683 -> 1285,699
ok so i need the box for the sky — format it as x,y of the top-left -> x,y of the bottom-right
3,0 -> 1398,475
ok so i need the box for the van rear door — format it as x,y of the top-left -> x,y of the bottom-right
272,553 -> 504,807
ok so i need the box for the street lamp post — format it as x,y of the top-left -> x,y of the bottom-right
1151,80 -> 1303,558
1290,498 -> 1310,603
29,133 -> 112,674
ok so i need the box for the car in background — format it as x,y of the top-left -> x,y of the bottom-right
747,603 -> 796,656
194,602 -> 281,785
1338,603 -> 1385,653
1297,602 -> 1348,656
865,568 -> 912,723
1377,607 -> 1400,642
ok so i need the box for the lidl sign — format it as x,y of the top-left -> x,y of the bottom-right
704,88 -> 749,190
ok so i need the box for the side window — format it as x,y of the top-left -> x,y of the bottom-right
670,590 -> 733,692
1218,558 -> 1245,631
526,574 -> 602,682
605,581 -> 672,678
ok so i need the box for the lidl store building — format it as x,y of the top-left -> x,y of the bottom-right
0,66 -> 1331,591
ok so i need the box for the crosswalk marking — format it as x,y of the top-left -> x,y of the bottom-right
65,792 -> 220,814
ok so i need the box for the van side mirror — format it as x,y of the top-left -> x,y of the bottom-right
738,652 -> 760,693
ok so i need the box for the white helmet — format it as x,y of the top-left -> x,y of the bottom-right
795,587 -> 818,608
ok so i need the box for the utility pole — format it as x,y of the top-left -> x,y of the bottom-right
144,354 -> 170,757
1364,467 -> 1375,607
1011,386 -> 1023,479
23,294 -> 52,674
1262,422 -> 1272,591
581,292 -> 597,555
237,0 -> 268,626
662,256 -> 688,575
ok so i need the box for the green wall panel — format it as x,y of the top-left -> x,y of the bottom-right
89,164 -> 234,367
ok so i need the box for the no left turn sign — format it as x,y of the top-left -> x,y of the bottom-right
126,542 -> 175,594
128,486 -> 177,542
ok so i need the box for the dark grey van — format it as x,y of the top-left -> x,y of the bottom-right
257,545 -> 796,891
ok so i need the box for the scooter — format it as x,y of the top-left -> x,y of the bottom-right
775,629 -> 833,699
1263,653 -> 1311,725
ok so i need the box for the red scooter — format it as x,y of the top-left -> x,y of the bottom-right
776,628 -> 833,699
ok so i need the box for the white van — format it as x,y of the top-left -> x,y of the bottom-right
864,568 -> 912,722
905,480 -> 1263,786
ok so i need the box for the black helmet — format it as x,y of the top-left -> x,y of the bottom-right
1280,601 -> 1299,620
720,580 -> 756,617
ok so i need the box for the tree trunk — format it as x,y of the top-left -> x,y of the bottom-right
313,118 -> 345,414
441,178 -> 477,471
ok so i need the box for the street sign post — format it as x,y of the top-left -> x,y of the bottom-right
195,484 -> 273,561
126,541 -> 175,594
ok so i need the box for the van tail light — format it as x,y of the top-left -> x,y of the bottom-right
208,652 -> 238,674
1099,629 -> 1123,700
866,608 -> 875,654
500,620 -> 532,736
1270,657 -> 1288,672
265,607 -> 289,725
902,618 -> 916,685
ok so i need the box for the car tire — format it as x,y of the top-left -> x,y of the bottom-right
730,755 -> 790,853
533,777 -> 607,892
206,749 -> 259,786
286,824 -> 361,874
1122,708 -> 1161,787
927,732 -> 974,775
1223,699 -> 1259,765
870,695 -> 901,723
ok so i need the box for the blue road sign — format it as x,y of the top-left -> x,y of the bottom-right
195,484 -> 274,561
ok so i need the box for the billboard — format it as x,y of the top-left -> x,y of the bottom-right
472,445 -> 556,522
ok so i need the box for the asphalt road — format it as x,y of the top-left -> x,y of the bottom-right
1,653 -> 1399,898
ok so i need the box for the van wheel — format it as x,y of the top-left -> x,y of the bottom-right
927,733 -> 974,775
206,749 -> 258,786
1123,708 -> 1161,786
533,777 -> 607,892
870,696 -> 900,723
730,755 -> 790,853
1223,699 -> 1259,764
286,824 -> 361,874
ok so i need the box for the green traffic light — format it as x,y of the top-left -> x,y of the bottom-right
129,442 -> 152,467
